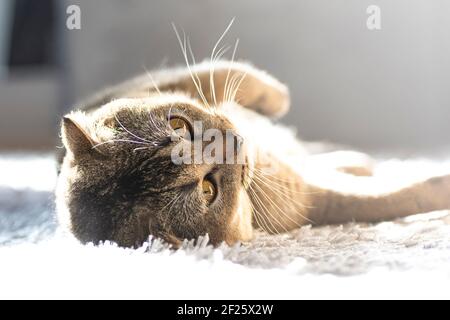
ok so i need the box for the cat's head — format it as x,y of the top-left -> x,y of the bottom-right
56,61 -> 289,248
58,95 -> 256,247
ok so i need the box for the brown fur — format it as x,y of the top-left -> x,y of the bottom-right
56,60 -> 450,248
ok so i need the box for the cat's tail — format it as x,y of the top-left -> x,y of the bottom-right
305,174 -> 450,225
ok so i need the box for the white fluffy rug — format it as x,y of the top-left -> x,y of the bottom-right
1,153 -> 450,299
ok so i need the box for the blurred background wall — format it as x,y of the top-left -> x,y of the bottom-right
0,0 -> 449,155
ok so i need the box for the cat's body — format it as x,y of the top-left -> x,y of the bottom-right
56,60 -> 450,247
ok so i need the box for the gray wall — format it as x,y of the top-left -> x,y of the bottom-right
2,0 -> 450,154
0,0 -> 12,77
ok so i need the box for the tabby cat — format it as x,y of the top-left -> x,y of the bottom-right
56,60 -> 450,248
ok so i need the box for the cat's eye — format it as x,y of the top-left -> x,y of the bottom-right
202,179 -> 217,203
168,117 -> 191,139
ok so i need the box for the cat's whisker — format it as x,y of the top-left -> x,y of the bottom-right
162,194 -> 182,213
223,39 -> 240,105
252,167 -> 323,196
252,187 -> 287,234
183,36 -> 211,108
246,194 -> 270,234
149,105 -> 172,138
251,170 -> 316,216
253,166 -> 311,186
252,169 -> 315,198
91,139 -> 151,149
172,23 -> 211,109
247,186 -> 278,234
246,165 -> 315,226
252,166 -> 300,183
173,104 -> 189,118
226,70 -> 246,104
209,44 -> 230,107
225,72 -> 242,103
250,175 -> 313,226
230,72 -> 247,103
186,36 -> 212,109
166,105 -> 190,131
159,193 -> 184,229
147,112 -> 166,137
251,179 -> 303,229
248,184 -> 286,234
133,147 -> 150,152
252,174 -> 307,207
143,67 -> 162,96
209,18 -> 235,107
167,105 -> 174,122
165,104 -> 180,134
114,114 -> 153,143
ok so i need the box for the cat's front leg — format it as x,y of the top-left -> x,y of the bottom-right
78,61 -> 290,118
304,173 -> 450,225
162,61 -> 291,118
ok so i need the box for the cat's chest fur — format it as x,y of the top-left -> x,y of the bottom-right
221,102 -> 309,174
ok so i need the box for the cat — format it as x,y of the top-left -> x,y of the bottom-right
56,60 -> 450,248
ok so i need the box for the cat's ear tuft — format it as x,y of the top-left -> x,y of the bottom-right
61,115 -> 97,157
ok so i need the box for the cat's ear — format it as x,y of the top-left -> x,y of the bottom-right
61,115 -> 97,157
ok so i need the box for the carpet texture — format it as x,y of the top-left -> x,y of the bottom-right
1,153 -> 449,299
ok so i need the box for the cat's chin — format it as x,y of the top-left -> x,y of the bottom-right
226,188 -> 254,244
